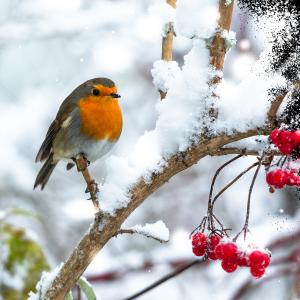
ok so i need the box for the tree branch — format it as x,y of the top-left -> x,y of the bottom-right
159,0 -> 176,100
210,147 -> 281,156
209,0 -> 235,84
115,226 -> 169,243
122,258 -> 206,300
44,126 -> 275,300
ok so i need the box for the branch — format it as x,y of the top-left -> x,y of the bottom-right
209,0 -> 235,84
267,91 -> 287,124
159,0 -> 176,100
231,267 -> 298,300
210,147 -> 281,156
44,127 -> 274,300
122,258 -> 206,300
115,221 -> 169,243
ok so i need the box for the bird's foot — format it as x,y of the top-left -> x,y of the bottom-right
75,153 -> 90,172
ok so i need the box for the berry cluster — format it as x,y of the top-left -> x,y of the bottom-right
269,129 -> 300,155
192,233 -> 271,278
266,128 -> 300,189
266,169 -> 300,188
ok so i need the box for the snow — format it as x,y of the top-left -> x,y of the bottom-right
127,220 -> 170,242
221,30 -> 236,50
151,60 -> 181,93
213,69 -> 287,133
148,2 -> 176,37
225,136 -> 270,154
28,264 -> 62,300
100,37 -> 216,214
176,0 -> 219,39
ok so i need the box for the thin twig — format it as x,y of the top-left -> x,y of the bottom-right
208,154 -> 243,204
159,0 -> 176,100
207,154 -> 243,230
122,258 -> 206,300
267,93 -> 286,124
234,158 -> 262,241
211,147 -> 281,157
212,161 -> 259,207
231,268 -> 298,300
115,228 -> 168,243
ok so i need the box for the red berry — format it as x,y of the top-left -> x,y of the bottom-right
192,233 -> 208,248
266,171 -> 275,185
209,234 -> 221,249
192,246 -> 206,256
287,171 -> 298,186
222,242 -> 238,260
215,243 -> 224,259
221,260 -> 238,273
236,251 -> 249,267
269,169 -> 288,188
277,143 -> 294,155
278,130 -> 293,144
249,250 -> 270,268
292,130 -> 300,145
208,250 -> 218,260
250,266 -> 265,278
269,129 -> 280,145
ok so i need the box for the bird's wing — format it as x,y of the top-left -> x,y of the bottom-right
35,99 -> 77,163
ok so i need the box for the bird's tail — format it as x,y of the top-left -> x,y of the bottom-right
34,154 -> 57,190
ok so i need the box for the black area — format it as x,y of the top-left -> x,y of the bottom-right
238,0 -> 300,129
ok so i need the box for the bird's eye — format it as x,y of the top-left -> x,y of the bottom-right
92,88 -> 100,96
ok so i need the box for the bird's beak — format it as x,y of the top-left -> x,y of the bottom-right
110,93 -> 121,98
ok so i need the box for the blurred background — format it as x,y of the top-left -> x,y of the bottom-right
0,0 -> 299,299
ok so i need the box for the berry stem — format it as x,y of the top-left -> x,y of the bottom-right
235,157 -> 262,241
207,154 -> 243,230
211,161 -> 259,207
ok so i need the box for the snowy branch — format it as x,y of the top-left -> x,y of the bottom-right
210,147 -> 281,156
44,125 -> 278,299
42,1 -> 291,299
115,221 -> 170,243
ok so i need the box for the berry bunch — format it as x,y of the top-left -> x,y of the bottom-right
266,168 -> 300,188
266,128 -> 300,189
192,233 -> 271,278
269,129 -> 300,155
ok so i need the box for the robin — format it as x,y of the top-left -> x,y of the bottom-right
34,77 -> 122,190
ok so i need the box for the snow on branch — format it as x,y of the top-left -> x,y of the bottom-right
116,221 -> 170,243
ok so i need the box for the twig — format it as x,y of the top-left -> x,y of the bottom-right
212,161 -> 259,207
75,154 -> 99,210
115,228 -> 168,243
234,158 -> 262,241
209,0 -> 235,85
210,147 -> 281,157
231,267 -> 298,300
207,154 -> 242,230
268,229 -> 300,250
122,258 -> 206,300
267,93 -> 287,124
159,0 -> 176,100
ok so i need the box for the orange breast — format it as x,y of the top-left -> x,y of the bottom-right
78,96 -> 122,142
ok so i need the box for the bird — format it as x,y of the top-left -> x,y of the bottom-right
34,77 -> 122,190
